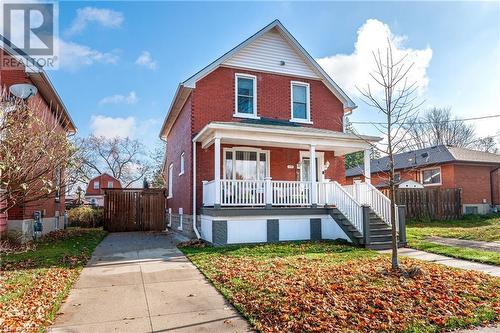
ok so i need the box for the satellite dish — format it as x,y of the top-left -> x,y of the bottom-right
9,83 -> 38,100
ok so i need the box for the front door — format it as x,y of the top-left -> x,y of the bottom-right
299,151 -> 324,182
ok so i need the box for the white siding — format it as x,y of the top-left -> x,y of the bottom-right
227,219 -> 267,244
321,216 -> 350,241
223,29 -> 320,79
279,218 -> 310,241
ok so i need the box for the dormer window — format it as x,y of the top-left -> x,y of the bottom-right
290,81 -> 311,123
234,73 -> 258,118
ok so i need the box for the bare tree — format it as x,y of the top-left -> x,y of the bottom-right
150,143 -> 166,188
357,42 -> 423,270
74,135 -> 151,188
398,107 -> 498,153
0,91 -> 74,214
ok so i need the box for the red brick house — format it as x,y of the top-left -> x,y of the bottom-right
1,43 -> 76,238
346,145 -> 500,215
159,20 -> 404,249
85,174 -> 122,207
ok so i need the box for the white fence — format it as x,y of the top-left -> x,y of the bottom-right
220,179 -> 265,206
202,180 -> 216,206
272,181 -> 311,206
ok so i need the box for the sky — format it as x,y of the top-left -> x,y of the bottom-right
10,1 -> 500,148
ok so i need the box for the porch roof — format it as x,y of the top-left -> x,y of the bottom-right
193,121 -> 381,155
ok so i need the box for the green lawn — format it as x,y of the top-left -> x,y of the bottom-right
407,215 -> 500,265
0,228 -> 107,332
181,241 -> 499,333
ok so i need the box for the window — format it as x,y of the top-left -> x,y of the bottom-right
223,148 -> 269,180
179,152 -> 185,175
394,172 -> 401,183
93,181 -> 99,190
168,164 -> 173,198
107,181 -> 113,188
421,167 -> 441,186
235,74 -> 257,118
291,81 -> 310,122
465,206 -> 479,215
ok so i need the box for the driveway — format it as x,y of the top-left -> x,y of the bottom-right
50,232 -> 250,332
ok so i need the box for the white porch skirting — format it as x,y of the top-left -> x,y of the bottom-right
199,214 -> 350,246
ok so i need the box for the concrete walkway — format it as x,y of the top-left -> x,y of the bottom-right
49,232 -> 250,333
381,248 -> 500,277
426,236 -> 500,253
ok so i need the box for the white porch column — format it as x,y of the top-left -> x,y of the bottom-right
310,145 -> 317,207
364,148 -> 371,184
214,137 -> 221,208
265,176 -> 272,209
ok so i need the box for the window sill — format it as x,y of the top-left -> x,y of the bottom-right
423,183 -> 442,187
290,118 -> 313,125
233,113 -> 260,120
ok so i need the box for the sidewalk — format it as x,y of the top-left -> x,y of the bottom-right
426,236 -> 500,253
49,232 -> 250,333
380,248 -> 500,277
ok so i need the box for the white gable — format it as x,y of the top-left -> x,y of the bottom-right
223,28 -> 320,79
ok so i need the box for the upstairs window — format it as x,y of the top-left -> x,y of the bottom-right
291,81 -> 310,123
107,181 -> 113,188
179,152 -> 185,175
235,74 -> 257,118
93,181 -> 99,190
422,167 -> 441,186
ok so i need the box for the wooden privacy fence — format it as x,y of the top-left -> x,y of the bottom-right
104,188 -> 166,232
382,188 -> 462,220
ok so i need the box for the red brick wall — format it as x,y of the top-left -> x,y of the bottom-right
452,164 -> 497,205
165,95 -> 193,215
1,50 -> 68,220
85,174 -> 123,195
191,67 -> 344,133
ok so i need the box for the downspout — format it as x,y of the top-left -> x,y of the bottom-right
192,140 -> 201,239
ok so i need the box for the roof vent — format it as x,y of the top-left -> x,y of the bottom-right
280,60 -> 285,66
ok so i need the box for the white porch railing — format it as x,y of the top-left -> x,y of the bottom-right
272,181 -> 311,206
344,182 -> 398,229
202,180 -> 216,206
330,181 -> 364,233
220,179 -> 266,206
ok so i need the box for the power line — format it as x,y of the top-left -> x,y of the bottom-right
350,114 -> 500,125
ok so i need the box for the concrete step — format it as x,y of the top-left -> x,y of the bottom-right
367,242 -> 393,250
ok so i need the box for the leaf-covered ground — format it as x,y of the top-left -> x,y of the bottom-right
0,228 -> 107,332
181,242 -> 500,333
407,215 -> 500,265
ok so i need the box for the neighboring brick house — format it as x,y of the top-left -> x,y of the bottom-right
0,43 -> 77,238
159,20 -> 404,249
345,145 -> 500,215
85,174 -> 122,207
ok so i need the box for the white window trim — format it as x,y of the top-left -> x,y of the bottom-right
420,166 -> 442,186
107,181 -> 114,188
234,73 -> 259,119
167,163 -> 174,198
223,147 -> 270,180
93,181 -> 99,190
290,81 -> 312,124
179,152 -> 185,176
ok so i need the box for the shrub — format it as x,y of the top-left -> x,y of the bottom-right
67,206 -> 103,228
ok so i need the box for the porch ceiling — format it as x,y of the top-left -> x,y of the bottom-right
193,122 -> 381,155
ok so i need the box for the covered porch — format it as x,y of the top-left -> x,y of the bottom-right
194,121 -> 379,209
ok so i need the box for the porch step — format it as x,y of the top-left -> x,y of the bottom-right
367,241 -> 405,250
370,235 -> 393,243
370,228 -> 393,236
